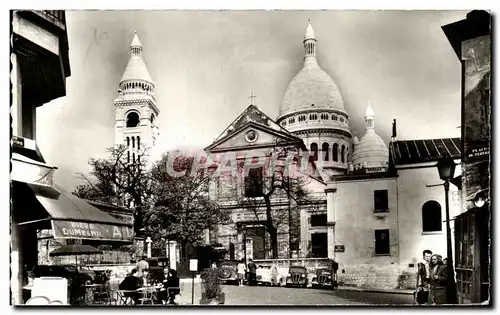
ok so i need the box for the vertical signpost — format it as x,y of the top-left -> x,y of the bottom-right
189,259 -> 198,305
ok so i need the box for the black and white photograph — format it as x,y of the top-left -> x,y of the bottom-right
7,4 -> 492,307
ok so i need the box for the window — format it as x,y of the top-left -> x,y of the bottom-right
332,115 -> 338,121
126,137 -> 130,147
288,117 -> 295,124
298,115 -> 306,122
422,200 -> 442,232
321,113 -> 329,120
150,114 -> 155,124
322,143 -> 329,161
374,190 -> 389,212
310,214 -> 327,227
126,112 -> 140,127
245,167 -> 263,197
332,143 -> 339,162
340,117 -> 345,123
309,113 -> 317,120
282,121 -> 287,126
132,137 -> 135,148
375,229 -> 390,255
137,137 -> 141,150
311,233 -> 327,258
310,143 -> 318,161
341,145 -> 345,163
127,151 -> 130,163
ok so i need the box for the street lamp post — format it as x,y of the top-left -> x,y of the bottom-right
436,155 -> 458,304
243,229 -> 247,265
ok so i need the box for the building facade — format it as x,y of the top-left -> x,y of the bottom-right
442,10 -> 491,304
205,22 -> 464,290
114,32 -> 160,165
11,10 -> 135,305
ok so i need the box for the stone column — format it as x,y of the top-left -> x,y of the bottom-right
146,237 -> 152,258
325,184 -> 337,259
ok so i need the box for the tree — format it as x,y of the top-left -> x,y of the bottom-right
74,148 -> 230,251
144,151 -> 230,253
74,145 -> 157,233
237,145 -> 323,259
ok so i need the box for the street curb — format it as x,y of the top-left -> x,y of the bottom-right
338,286 -> 414,296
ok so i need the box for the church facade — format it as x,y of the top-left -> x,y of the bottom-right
205,22 -> 463,290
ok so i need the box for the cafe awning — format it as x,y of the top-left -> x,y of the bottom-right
12,180 -> 134,243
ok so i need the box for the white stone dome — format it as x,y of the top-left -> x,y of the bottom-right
279,65 -> 345,117
352,129 -> 389,169
278,23 -> 346,119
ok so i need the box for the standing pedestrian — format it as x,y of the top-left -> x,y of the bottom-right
237,259 -> 246,287
415,249 -> 432,304
429,254 -> 448,305
136,255 -> 149,278
270,262 -> 279,286
247,259 -> 257,286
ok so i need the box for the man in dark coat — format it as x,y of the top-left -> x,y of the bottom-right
247,259 -> 257,286
119,269 -> 143,304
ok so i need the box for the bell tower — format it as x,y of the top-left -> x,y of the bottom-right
114,32 -> 159,164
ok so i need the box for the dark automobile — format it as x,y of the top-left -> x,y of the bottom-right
218,260 -> 241,284
285,266 -> 308,288
311,268 -> 337,289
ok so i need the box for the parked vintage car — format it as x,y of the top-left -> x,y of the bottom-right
285,266 -> 309,288
256,265 -> 284,286
311,268 -> 337,289
218,260 -> 241,284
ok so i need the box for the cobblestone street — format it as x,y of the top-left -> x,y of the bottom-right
176,281 -> 414,305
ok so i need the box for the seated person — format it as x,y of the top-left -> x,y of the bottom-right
158,269 -> 180,305
119,269 -> 143,304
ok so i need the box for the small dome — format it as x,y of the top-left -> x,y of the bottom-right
130,32 -> 142,47
304,23 -> 315,41
352,129 -> 389,169
120,33 -> 154,84
365,104 -> 375,117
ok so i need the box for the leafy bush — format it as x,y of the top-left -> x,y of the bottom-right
200,268 -> 222,300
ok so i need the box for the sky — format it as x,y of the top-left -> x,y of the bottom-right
35,10 -> 469,192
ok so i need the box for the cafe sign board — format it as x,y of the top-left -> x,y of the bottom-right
52,220 -> 134,242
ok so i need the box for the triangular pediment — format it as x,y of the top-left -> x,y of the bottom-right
205,105 -> 302,152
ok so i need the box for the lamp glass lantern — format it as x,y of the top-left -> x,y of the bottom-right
437,156 -> 456,181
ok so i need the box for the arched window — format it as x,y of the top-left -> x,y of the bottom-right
310,143 -> 318,161
126,112 -> 140,128
422,201 -> 442,232
132,137 -> 135,148
332,143 -> 339,162
137,136 -> 141,150
309,113 -> 317,120
332,115 -> 338,121
341,145 -> 345,163
322,143 -> 330,161
126,137 -> 130,147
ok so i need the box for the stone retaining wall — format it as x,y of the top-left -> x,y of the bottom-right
252,258 -> 416,290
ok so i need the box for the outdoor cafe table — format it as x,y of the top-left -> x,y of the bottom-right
115,285 -> 162,305
84,284 -> 103,305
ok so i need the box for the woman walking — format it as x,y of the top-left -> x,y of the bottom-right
237,259 -> 246,287
429,254 -> 448,305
